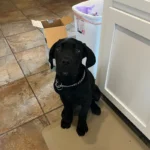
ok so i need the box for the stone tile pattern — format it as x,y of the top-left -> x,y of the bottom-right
0,0 -> 81,149
0,30 -> 4,38
0,38 -> 12,57
0,79 -> 43,134
46,106 -> 63,124
6,29 -> 46,53
0,55 -> 24,86
0,116 -> 49,150
21,7 -> 57,20
14,0 -> 42,10
1,19 -> 35,37
0,11 -> 26,24
27,70 -> 62,113
0,0 -> 17,13
15,45 -> 49,76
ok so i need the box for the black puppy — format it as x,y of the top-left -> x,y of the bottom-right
49,38 -> 101,136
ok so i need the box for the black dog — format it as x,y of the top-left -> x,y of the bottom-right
49,38 -> 101,136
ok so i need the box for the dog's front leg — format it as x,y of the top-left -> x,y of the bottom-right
77,104 -> 90,136
60,96 -> 73,129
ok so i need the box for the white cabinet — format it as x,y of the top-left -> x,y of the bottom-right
97,0 -> 150,139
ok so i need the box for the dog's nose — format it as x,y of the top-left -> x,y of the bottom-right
62,58 -> 70,65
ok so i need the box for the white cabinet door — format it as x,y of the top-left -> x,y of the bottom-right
97,3 -> 150,139
114,0 -> 150,14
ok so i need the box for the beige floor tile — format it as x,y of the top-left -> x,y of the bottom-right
15,0 -> 41,9
0,78 -> 43,134
0,0 -> 17,13
0,30 -> 4,38
56,9 -> 74,18
0,11 -> 26,24
38,0 -> 55,5
0,54 -> 24,86
22,7 -> 57,20
6,30 -> 45,53
1,19 -> 35,37
0,116 -> 49,150
28,13 -> 57,21
67,0 -> 83,6
22,7 -> 50,17
46,106 -> 63,124
15,45 -> 49,76
46,2 -> 69,11
11,0 -> 27,2
0,38 -> 12,58
27,70 -> 62,113
43,101 -> 150,150
51,5 -> 71,14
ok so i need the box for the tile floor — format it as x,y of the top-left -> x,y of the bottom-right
0,0 -> 149,150
0,0 -> 79,149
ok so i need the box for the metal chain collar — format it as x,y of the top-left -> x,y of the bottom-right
55,71 -> 86,90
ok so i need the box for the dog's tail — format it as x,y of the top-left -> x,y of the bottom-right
92,85 -> 101,101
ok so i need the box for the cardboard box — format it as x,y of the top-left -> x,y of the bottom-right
31,16 -> 73,48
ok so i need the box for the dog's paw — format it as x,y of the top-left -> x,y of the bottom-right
61,119 -> 71,129
76,123 -> 88,136
91,103 -> 101,115
91,106 -> 101,115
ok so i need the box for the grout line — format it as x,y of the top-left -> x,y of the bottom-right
44,105 -> 64,125
9,0 -> 20,10
0,7 -> 28,25
17,66 -> 46,115
0,30 -> 11,58
26,68 -> 50,77
11,44 -> 47,54
0,18 -> 27,29
0,40 -> 53,131
0,40 -> 50,88
43,114 -> 51,125
0,68 -> 50,89
0,69 -> 63,135
4,27 -> 36,38
22,9 -> 59,24
45,105 -> 63,115
0,0 -> 69,135
4,36 -> 54,125
9,0 -> 58,22
41,113 -> 51,126
0,28 -> 5,38
5,37 -> 47,117
9,0 -> 32,22
5,28 -> 38,38
0,114 -> 48,137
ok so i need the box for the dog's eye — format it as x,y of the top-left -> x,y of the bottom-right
76,49 -> 80,53
56,46 -> 61,52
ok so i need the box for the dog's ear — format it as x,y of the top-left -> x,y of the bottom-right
49,40 -> 61,69
83,44 -> 96,68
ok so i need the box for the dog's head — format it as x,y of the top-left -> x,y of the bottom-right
49,38 -> 96,76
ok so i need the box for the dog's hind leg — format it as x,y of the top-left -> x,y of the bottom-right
91,100 -> 101,115
92,84 -> 101,101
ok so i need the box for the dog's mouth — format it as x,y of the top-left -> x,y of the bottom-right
58,71 -> 78,77
62,72 -> 69,76
57,71 -> 69,76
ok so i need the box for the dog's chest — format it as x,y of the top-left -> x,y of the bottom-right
63,91 -> 87,104
54,84 -> 90,105
64,93 -> 85,104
